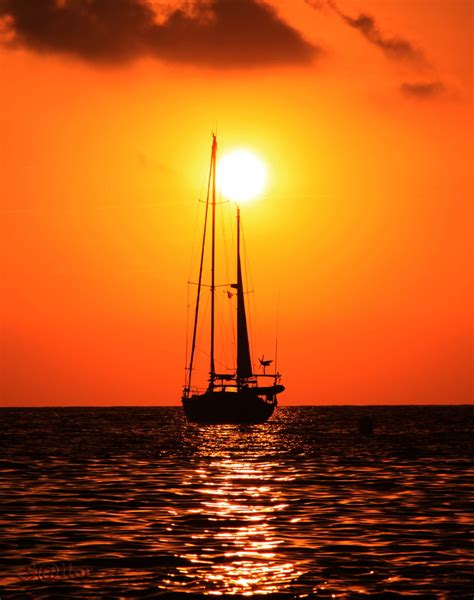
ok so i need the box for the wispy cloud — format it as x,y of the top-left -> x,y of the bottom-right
305,0 -> 448,100
306,0 -> 424,64
400,81 -> 445,99
334,11 -> 424,64
0,0 -> 319,68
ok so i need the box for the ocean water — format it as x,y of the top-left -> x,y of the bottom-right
0,406 -> 472,599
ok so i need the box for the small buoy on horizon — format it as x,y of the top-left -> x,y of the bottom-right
358,415 -> 374,436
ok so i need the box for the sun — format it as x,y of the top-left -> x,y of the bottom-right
216,149 -> 267,203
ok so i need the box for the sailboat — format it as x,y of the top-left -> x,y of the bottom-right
182,134 -> 284,424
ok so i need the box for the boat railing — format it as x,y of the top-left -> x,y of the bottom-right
254,372 -> 281,378
183,386 -> 207,396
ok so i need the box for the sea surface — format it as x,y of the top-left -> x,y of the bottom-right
0,406 -> 473,599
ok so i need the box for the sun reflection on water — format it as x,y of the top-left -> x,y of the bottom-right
172,427 -> 304,594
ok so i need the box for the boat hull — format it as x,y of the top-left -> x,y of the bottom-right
182,387 -> 283,424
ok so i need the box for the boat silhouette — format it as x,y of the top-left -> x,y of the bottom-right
182,135 -> 284,424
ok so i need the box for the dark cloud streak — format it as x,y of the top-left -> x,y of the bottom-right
400,81 -> 445,99
305,0 -> 447,101
0,0 -> 318,67
306,0 -> 424,65
336,11 -> 424,63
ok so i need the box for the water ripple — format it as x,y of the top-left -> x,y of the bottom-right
0,405 -> 473,598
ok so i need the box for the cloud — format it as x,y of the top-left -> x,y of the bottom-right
0,0 -> 318,68
337,12 -> 424,64
306,0 -> 424,65
400,81 -> 445,99
305,0 -> 448,101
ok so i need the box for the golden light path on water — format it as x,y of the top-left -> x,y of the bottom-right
181,459 -> 301,594
159,424 -> 308,595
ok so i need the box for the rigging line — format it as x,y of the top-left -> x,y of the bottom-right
191,286 -> 211,381
188,282 -> 232,288
219,288 -> 238,371
225,200 -> 237,349
240,220 -> 257,370
218,198 -> 238,367
245,230 -> 260,366
215,293 -> 225,369
188,151 -> 214,282
227,288 -> 237,360
184,282 -> 190,383
186,148 -> 213,390
216,294 -> 231,371
187,198 -> 202,282
218,204 -> 235,360
274,289 -> 280,376
220,194 -> 232,298
195,344 -> 233,370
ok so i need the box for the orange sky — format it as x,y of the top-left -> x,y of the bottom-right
1,0 -> 472,406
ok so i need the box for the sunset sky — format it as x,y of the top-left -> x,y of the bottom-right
1,0 -> 472,406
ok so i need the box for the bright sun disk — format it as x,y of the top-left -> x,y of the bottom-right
217,149 -> 267,203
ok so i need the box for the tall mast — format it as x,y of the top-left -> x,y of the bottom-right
210,134 -> 217,387
186,138 -> 213,391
